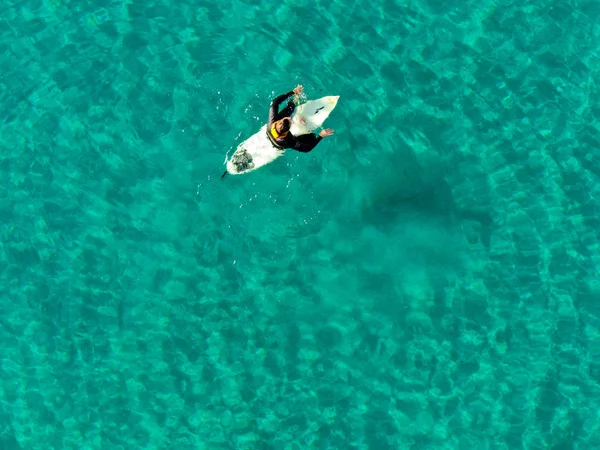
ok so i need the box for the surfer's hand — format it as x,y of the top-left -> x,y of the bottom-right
320,128 -> 334,137
293,85 -> 303,96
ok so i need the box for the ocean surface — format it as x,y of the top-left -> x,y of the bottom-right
1,0 -> 600,448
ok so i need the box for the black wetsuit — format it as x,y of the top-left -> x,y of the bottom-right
267,91 -> 322,152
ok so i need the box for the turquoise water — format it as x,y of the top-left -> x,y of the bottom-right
2,0 -> 600,448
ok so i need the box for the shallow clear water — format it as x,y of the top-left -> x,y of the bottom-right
2,0 -> 600,448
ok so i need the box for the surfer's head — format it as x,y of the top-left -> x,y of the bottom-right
276,117 -> 291,134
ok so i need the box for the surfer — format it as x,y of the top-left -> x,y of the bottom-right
267,85 -> 334,152
221,85 -> 337,179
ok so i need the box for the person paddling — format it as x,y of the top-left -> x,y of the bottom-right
221,85 -> 334,179
267,84 -> 334,152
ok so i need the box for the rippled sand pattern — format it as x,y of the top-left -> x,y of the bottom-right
1,0 -> 599,448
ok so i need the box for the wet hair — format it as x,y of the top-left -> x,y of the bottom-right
277,117 -> 291,133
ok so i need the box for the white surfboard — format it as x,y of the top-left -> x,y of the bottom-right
226,95 -> 339,175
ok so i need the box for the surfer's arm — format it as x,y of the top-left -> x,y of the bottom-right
292,134 -> 322,153
268,91 -> 294,127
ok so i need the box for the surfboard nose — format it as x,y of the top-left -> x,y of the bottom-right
327,96 -> 340,105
